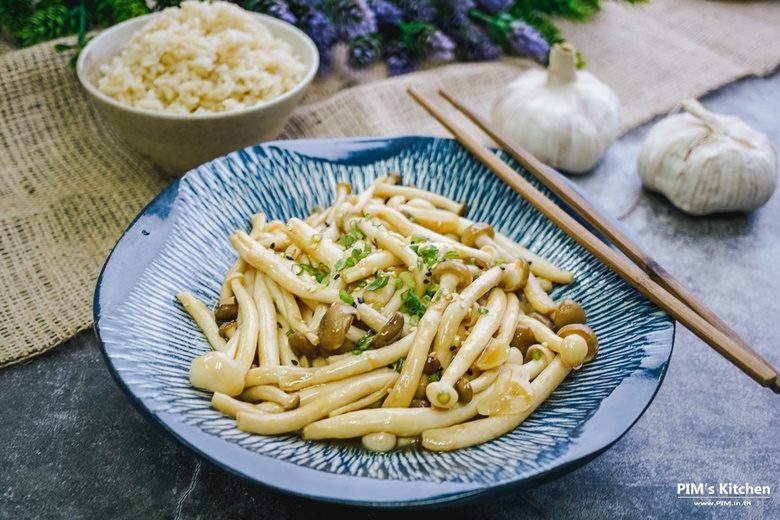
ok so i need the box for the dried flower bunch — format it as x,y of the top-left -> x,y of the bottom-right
0,0 -> 646,71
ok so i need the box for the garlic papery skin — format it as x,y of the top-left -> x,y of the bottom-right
491,43 -> 621,175
637,99 -> 778,216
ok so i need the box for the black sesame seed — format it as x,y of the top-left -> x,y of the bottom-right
423,279 -> 430,284
277,322 -> 282,328
291,360 -> 298,365
334,274 -> 341,279
270,242 -> 275,249
450,345 -> 456,351
286,255 -> 294,261
357,297 -> 365,304
500,266 -> 505,271
425,271 -> 432,276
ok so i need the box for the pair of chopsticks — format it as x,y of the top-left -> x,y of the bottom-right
407,87 -> 780,393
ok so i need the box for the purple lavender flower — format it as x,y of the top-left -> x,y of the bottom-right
394,0 -> 436,23
243,0 -> 297,25
400,21 -> 454,62
474,0 -> 513,15
450,19 -> 500,62
421,28 -> 455,61
317,44 -> 332,74
323,0 -> 377,40
297,7 -> 337,49
347,33 -> 383,69
267,1 -> 297,24
439,0 -> 476,13
504,20 -> 550,62
368,0 -> 403,26
384,40 -> 417,75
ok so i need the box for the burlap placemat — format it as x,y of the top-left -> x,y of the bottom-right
2,0 -> 779,368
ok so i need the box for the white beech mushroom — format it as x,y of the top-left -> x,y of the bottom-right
277,334 -> 415,391
189,275 -> 258,396
516,313 -> 589,367
181,178 -> 590,453
475,292 -> 521,370
302,394 -> 483,440
252,274 -> 282,367
382,298 -> 448,408
426,288 -> 507,409
433,261 -> 527,367
176,291 -> 227,352
493,231 -> 574,284
231,231 -> 341,303
372,183 -> 466,214
422,356 -> 571,452
236,369 -> 398,435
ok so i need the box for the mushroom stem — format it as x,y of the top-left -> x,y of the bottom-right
427,288 -> 507,409
383,298 -> 447,408
286,217 -> 343,266
432,266 -> 505,367
253,273 -> 281,367
278,333 -> 415,391
189,276 -> 258,396
176,291 -> 227,352
231,231 -> 341,303
373,183 -> 466,214
237,369 -> 398,435
422,356 -> 571,451
516,314 -> 588,367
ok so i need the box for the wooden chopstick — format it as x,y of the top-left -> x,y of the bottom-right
436,89 -> 778,372
406,87 -> 779,393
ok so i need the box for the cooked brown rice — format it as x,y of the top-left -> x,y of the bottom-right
96,1 -> 308,114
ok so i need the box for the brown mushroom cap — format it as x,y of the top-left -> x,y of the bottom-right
557,323 -> 599,363
528,311 -> 555,331
336,182 -> 353,195
318,303 -> 358,351
455,376 -> 473,403
553,299 -> 587,329
373,312 -> 405,348
431,260 -> 473,291
460,222 -> 495,247
288,332 -> 319,360
214,303 -> 238,323
498,258 -> 530,292
510,323 -> 536,356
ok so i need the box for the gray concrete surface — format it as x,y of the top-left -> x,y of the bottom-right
2,71 -> 779,519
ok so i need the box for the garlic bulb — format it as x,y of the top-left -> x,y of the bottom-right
637,99 -> 778,215
491,43 -> 621,174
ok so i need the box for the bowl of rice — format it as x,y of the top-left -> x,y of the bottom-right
77,0 -> 318,175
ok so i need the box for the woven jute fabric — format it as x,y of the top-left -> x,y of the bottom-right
1,0 -> 779,367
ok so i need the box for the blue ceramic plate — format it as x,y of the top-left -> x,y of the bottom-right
94,136 -> 673,508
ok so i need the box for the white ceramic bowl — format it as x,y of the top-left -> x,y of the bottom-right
76,11 -> 318,175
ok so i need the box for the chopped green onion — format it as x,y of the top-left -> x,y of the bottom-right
338,229 -> 365,248
478,306 -> 489,315
352,330 -> 376,355
365,272 -> 390,291
339,290 -> 354,305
